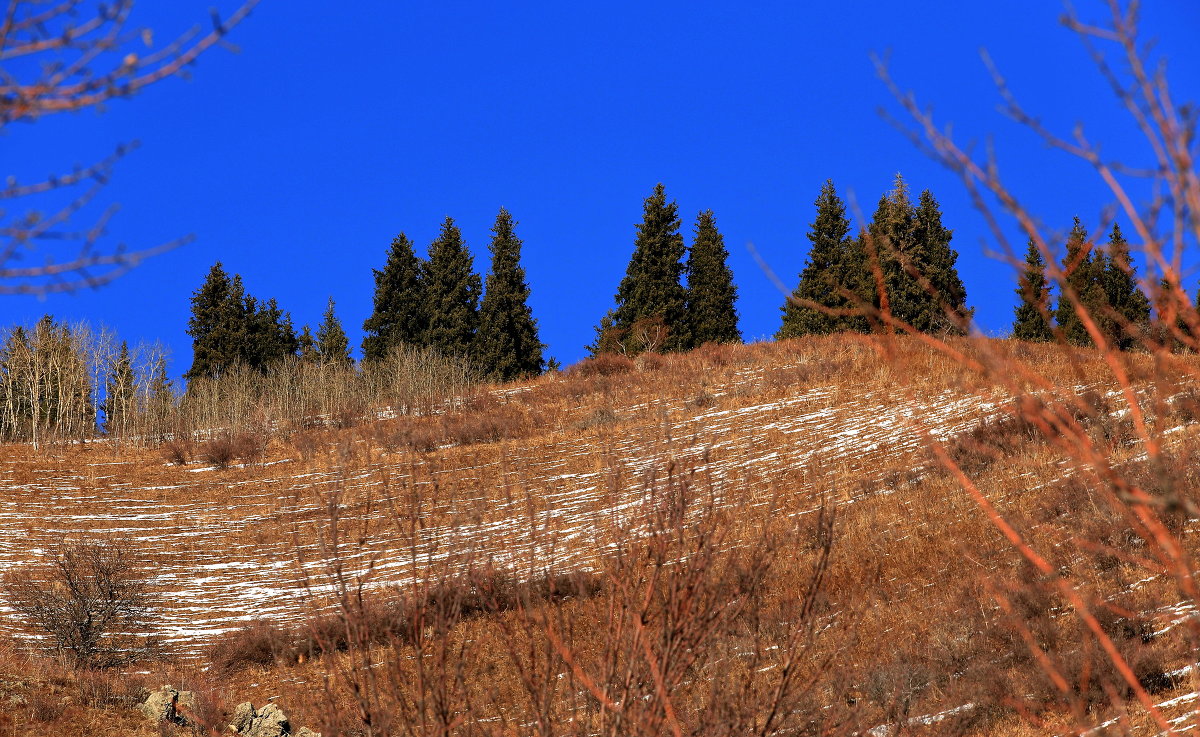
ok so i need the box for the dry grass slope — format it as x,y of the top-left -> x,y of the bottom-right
0,335 -> 1197,735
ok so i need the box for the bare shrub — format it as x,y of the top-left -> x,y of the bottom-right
198,434 -> 237,469
208,619 -> 295,675
230,430 -> 268,465
567,353 -> 635,378
1,537 -> 159,669
162,437 -> 191,466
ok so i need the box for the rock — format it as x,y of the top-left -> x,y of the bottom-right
227,700 -> 320,737
249,703 -> 290,737
229,701 -> 257,732
139,685 -> 195,726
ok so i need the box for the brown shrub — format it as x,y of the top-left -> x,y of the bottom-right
207,619 -> 295,674
441,404 -> 528,446
634,351 -> 666,372
198,434 -> 237,469
162,437 -> 191,465
198,431 -> 267,468
568,354 -> 635,378
946,411 -> 1046,475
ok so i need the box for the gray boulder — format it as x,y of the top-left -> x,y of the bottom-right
228,701 -> 320,737
140,685 -> 196,725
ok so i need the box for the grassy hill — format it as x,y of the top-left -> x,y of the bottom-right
1,335 -> 1198,736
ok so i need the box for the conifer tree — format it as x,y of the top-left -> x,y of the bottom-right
316,297 -> 352,365
298,326 -> 319,363
779,180 -> 854,339
362,233 -> 426,362
423,217 -> 481,357
1012,239 -> 1054,342
186,262 -> 248,380
913,189 -> 969,334
247,297 -> 298,368
1101,224 -> 1151,350
474,208 -> 544,380
1054,218 -> 1104,346
103,341 -> 135,436
869,174 -> 930,331
604,183 -> 688,352
145,355 -> 174,442
684,210 -> 739,347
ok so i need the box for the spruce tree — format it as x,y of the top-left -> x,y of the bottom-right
1012,239 -> 1054,342
1054,218 -> 1104,346
423,217 -> 481,357
247,297 -> 298,368
1101,224 -> 1151,350
146,355 -> 174,442
608,183 -> 688,352
186,262 -> 248,380
913,189 -> 969,334
316,297 -> 352,365
362,233 -> 426,362
684,210 -> 740,347
103,341 -> 135,437
474,208 -> 544,380
779,180 -> 853,339
298,326 -> 319,363
869,174 -> 929,332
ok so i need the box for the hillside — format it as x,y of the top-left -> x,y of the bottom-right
1,335 -> 1198,736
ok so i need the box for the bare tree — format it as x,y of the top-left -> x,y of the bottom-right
0,0 -> 259,295
2,536 -> 159,668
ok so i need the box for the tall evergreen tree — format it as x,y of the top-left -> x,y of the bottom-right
869,174 -> 930,331
316,297 -> 352,365
297,326 -> 319,363
1054,218 -> 1104,346
607,183 -> 688,351
186,262 -> 248,380
103,341 -> 135,436
1101,224 -> 1151,350
474,208 -> 544,380
362,233 -> 426,362
423,217 -> 481,357
247,297 -> 298,368
1012,239 -> 1054,342
684,210 -> 740,347
779,180 -> 854,339
913,189 -> 969,334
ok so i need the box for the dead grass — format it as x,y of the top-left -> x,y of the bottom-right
0,335 -> 1198,734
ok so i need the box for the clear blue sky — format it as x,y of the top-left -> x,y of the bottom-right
5,2 -> 1198,372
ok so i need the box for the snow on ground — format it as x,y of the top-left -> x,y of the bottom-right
0,366 -> 1031,655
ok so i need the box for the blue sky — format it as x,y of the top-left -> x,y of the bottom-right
5,2 -> 1198,372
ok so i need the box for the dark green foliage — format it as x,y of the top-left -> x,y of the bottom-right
474,208 -> 544,380
606,183 -> 688,352
587,310 -> 620,356
684,210 -> 740,347
869,175 -> 931,331
186,262 -> 297,378
779,180 -> 858,338
1100,224 -> 1151,350
362,233 -> 426,362
247,297 -> 298,368
913,189 -> 969,334
186,263 -> 247,380
1012,240 -> 1055,342
298,326 -> 318,363
103,341 -> 135,436
423,217 -> 481,358
1054,218 -> 1104,347
316,297 -> 352,365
